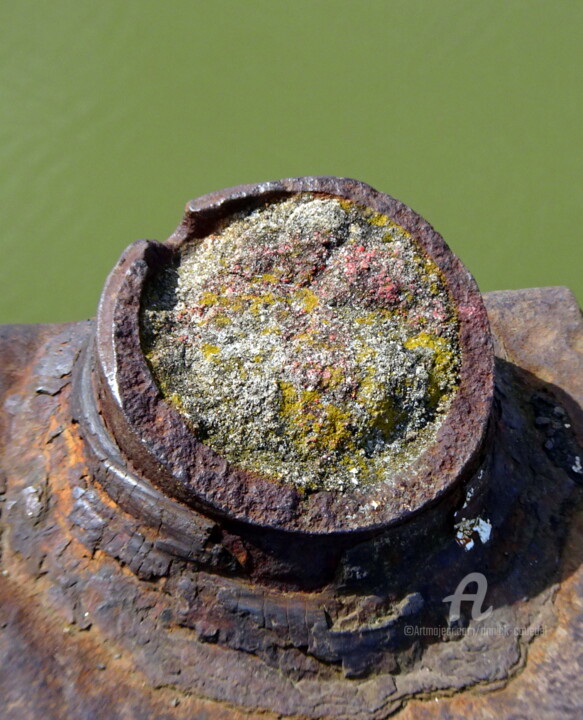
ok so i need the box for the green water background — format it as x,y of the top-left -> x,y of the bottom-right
1,1 -> 582,324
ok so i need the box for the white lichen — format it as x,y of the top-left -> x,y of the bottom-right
141,194 -> 460,492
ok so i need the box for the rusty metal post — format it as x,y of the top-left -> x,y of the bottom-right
0,177 -> 582,719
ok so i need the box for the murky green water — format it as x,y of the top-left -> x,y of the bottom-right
1,1 -> 581,324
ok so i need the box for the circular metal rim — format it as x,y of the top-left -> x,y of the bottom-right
94,176 -> 494,534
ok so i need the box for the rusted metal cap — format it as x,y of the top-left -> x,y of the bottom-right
94,177 -> 493,534
2,183 -> 581,720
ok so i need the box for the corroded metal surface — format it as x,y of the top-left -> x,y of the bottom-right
0,290 -> 581,719
142,195 -> 462,494
398,286 -> 583,719
95,178 -> 493,535
0,180 -> 581,718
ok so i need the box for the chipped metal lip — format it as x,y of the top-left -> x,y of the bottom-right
93,177 -> 494,535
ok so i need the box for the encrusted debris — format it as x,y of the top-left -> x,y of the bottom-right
141,194 -> 460,491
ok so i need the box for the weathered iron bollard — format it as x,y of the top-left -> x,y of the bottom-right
0,177 -> 582,719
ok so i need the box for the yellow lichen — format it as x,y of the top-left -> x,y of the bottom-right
367,210 -> 390,227
212,313 -> 231,327
291,331 -> 316,346
201,343 -> 220,360
317,403 -> 353,451
356,345 -> 377,364
355,312 -> 378,326
279,381 -> 353,453
405,331 -> 458,406
200,291 -> 219,307
293,288 -> 320,313
323,366 -> 344,389
258,272 -> 281,284
248,292 -> 277,315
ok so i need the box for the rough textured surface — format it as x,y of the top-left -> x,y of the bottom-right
94,178 -> 493,533
142,195 -> 460,492
0,286 -> 581,718
397,286 -> 583,720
